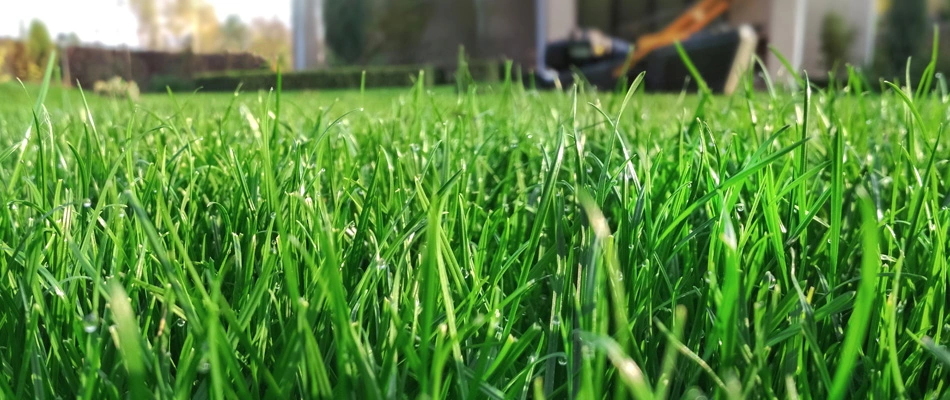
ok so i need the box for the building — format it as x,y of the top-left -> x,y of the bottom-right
292,0 -> 327,70
574,0 -> 880,80
415,0 -> 883,79
289,0 -> 935,81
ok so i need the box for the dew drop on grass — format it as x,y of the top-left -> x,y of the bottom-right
551,316 -> 561,329
558,357 -> 567,366
83,314 -> 97,333
176,319 -> 186,327
765,271 -> 777,290
82,199 -> 92,208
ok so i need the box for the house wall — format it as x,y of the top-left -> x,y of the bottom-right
729,0 -> 877,77
414,1 -> 477,65
577,0 -> 694,40
728,0 -> 770,31
412,0 -> 538,68
385,0 -> 880,74
578,0 -> 612,32
483,0 -> 541,66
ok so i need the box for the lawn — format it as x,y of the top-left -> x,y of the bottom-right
0,64 -> 949,399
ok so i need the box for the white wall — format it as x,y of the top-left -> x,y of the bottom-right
546,0 -> 577,41
766,0 -> 808,79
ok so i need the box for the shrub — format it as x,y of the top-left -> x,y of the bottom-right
93,76 -> 140,100
0,46 -> 10,83
0,38 -> 44,82
820,12 -> 854,74
325,0 -> 367,64
194,65 -> 435,91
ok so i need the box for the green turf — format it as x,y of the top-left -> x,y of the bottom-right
1,58 -> 949,399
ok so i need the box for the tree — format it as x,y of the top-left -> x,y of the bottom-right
192,3 -> 222,52
249,18 -> 292,69
325,0 -> 366,64
164,0 -> 222,52
129,0 -> 164,49
883,0 -> 929,76
220,15 -> 250,52
0,45 -> 11,83
57,32 -> 81,47
128,0 -> 224,52
368,0 -> 434,63
26,20 -> 54,67
165,0 -> 197,48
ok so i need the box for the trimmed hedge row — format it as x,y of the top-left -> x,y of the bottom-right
436,60 -> 503,85
194,61 -> 504,92
195,65 -> 437,92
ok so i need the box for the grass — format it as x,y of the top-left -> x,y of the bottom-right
1,56 -> 949,399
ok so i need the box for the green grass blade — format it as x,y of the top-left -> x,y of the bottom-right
829,190 -> 882,400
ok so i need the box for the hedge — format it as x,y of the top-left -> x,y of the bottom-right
436,60 -> 503,85
195,65 -> 435,91
149,74 -> 196,92
64,46 -> 267,92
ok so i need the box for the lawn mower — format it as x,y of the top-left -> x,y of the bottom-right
538,0 -> 758,94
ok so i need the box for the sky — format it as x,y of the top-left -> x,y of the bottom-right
0,0 -> 291,47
